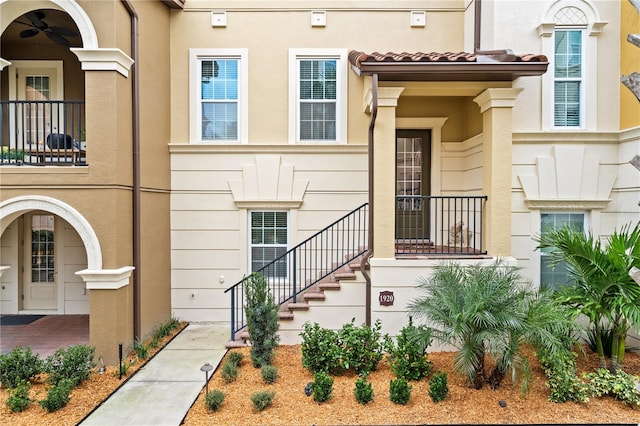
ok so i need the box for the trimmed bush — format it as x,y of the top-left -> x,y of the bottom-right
227,351 -> 244,367
251,390 -> 275,411
339,319 -> 386,374
300,322 -> 343,375
205,389 -> 225,412
261,365 -> 278,384
354,374 -> 374,405
429,371 -> 449,402
221,361 -> 239,384
45,344 -> 95,386
39,378 -> 74,412
389,378 -> 412,405
312,371 -> 334,403
0,346 -> 43,388
385,320 -> 432,381
5,380 -> 32,412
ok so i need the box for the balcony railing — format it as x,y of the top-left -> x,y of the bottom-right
396,195 -> 488,255
1,100 -> 86,166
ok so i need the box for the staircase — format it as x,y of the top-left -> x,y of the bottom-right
224,204 -> 369,348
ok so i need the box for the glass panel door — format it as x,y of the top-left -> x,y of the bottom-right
24,214 -> 57,310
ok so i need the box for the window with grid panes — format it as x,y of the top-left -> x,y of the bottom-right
250,211 -> 288,278
298,59 -> 337,141
540,212 -> 585,290
200,58 -> 238,140
554,30 -> 583,127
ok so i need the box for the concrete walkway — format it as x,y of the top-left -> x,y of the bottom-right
80,323 -> 228,426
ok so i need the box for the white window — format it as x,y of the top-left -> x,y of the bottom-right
538,2 -> 606,131
289,49 -> 347,143
250,211 -> 288,278
553,30 -> 583,127
189,49 -> 248,143
540,212 -> 586,290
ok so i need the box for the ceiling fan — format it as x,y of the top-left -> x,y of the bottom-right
17,10 -> 78,47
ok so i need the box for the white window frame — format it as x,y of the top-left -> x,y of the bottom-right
537,0 -> 606,131
189,48 -> 248,143
552,29 -> 585,129
288,48 -> 348,144
539,211 -> 588,290
248,211 -> 289,279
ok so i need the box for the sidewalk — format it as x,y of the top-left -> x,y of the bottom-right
80,323 -> 228,426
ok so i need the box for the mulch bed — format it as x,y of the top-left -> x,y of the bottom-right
183,345 -> 640,425
0,322 -> 188,426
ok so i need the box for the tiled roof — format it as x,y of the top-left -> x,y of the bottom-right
349,50 -> 548,68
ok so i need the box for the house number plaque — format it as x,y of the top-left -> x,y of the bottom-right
379,291 -> 394,306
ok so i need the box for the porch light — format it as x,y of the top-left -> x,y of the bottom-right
200,362 -> 214,397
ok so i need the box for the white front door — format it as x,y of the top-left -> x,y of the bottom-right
23,214 -> 58,310
8,61 -> 64,146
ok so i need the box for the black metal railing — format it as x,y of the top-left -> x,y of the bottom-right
396,195 -> 487,255
1,100 -> 86,166
224,203 -> 369,341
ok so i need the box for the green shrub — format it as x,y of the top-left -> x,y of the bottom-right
39,378 -> 74,412
221,361 -> 239,384
537,347 -> 588,403
154,317 -> 181,339
312,371 -> 334,403
339,319 -> 386,374
354,373 -> 374,405
251,390 -> 275,411
300,322 -> 343,375
0,346 -> 43,388
148,336 -> 161,349
204,389 -> 225,412
586,324 -> 614,358
245,273 -> 280,367
261,365 -> 278,384
389,378 -> 412,405
5,380 -> 32,412
133,340 -> 149,360
385,320 -> 432,381
226,351 -> 244,367
116,359 -> 135,378
583,368 -> 640,408
45,344 -> 95,386
429,371 -> 449,402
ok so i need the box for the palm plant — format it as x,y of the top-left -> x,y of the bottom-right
407,260 -> 575,392
535,223 -> 640,372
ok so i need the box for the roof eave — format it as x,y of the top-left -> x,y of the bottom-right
353,62 -> 549,82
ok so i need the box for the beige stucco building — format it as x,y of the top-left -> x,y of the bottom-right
1,0 -> 638,361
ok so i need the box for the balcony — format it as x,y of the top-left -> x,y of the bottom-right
1,100 -> 86,166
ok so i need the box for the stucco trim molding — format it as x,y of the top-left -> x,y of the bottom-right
0,58 -> 11,71
524,199 -> 610,210
518,145 -> 616,209
76,266 -> 135,290
70,48 -> 134,77
228,155 -> 309,208
0,195 -> 102,270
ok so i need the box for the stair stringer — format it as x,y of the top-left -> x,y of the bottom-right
277,266 -> 367,345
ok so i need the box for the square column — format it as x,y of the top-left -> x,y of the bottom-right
366,87 -> 404,258
473,88 -> 522,256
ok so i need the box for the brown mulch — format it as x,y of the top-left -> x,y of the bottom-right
0,322 -> 188,426
183,345 -> 640,426
2,329 -> 639,425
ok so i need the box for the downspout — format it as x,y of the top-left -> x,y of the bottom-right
360,73 -> 378,327
121,0 -> 141,340
474,0 -> 482,53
